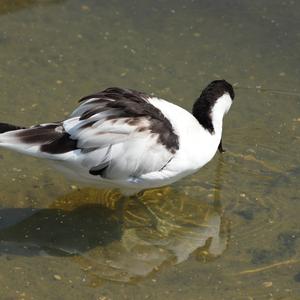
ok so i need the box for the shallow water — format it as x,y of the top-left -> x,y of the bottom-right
0,0 -> 299,299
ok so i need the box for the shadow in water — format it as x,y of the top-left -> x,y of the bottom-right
0,157 -> 229,282
0,0 -> 64,15
0,203 -> 122,256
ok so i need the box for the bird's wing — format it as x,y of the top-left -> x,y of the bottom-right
62,87 -> 179,179
0,88 -> 179,180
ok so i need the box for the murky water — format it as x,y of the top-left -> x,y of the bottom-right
0,0 -> 299,299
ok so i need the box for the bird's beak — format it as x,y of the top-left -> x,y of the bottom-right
218,139 -> 226,153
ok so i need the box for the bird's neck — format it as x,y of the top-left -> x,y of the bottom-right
193,93 -> 231,136
210,99 -> 227,137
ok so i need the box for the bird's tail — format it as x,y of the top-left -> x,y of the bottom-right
0,122 -> 26,134
0,122 -> 77,159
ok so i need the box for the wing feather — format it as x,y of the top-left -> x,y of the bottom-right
0,88 -> 179,182
62,88 -> 179,179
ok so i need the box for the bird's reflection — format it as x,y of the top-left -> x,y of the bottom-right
0,202 -> 122,256
0,183 -> 229,283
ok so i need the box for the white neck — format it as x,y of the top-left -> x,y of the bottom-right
210,93 -> 232,137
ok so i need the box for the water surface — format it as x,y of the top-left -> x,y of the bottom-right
0,0 -> 299,299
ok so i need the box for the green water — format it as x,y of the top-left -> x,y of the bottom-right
0,0 -> 299,299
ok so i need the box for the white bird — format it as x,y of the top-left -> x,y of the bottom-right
0,80 -> 234,196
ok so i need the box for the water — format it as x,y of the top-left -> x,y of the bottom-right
0,0 -> 299,299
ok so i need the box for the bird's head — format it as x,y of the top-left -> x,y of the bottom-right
192,80 -> 235,153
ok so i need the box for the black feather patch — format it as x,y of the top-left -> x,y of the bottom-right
17,124 -> 78,154
78,87 -> 149,103
193,80 -> 234,133
77,87 -> 179,153
40,133 -> 77,154
89,163 -> 109,177
0,122 -> 25,133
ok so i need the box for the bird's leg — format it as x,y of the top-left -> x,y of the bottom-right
212,154 -> 225,213
115,195 -> 127,224
218,139 -> 226,153
131,192 -> 159,228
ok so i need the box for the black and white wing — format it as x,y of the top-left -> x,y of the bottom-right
0,88 -> 179,181
64,87 -> 179,179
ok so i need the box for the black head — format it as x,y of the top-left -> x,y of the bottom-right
192,80 -> 234,133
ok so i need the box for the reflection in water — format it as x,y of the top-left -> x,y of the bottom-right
0,203 -> 122,256
0,184 -> 229,282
